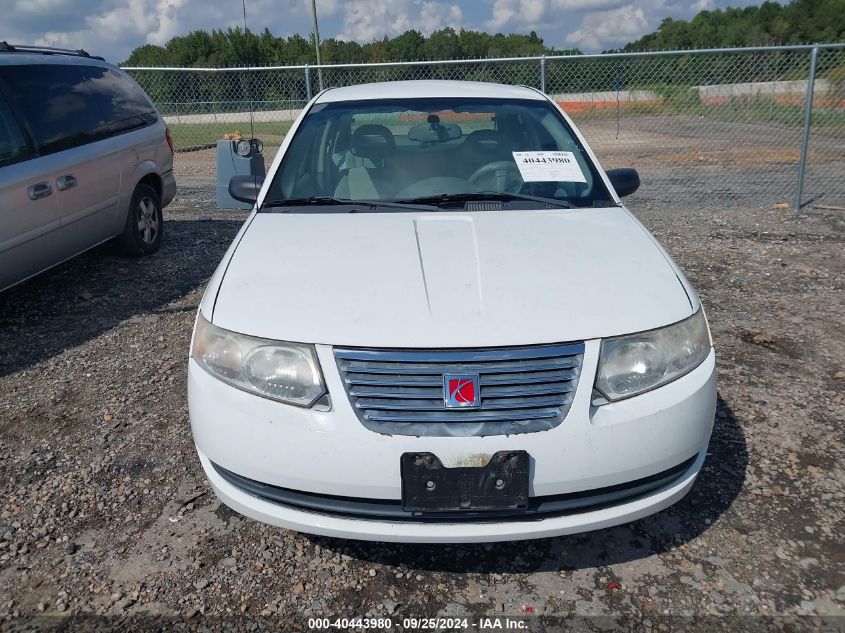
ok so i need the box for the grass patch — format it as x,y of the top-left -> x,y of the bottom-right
566,92 -> 845,137
168,121 -> 292,150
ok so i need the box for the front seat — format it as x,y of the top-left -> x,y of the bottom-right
334,124 -> 397,199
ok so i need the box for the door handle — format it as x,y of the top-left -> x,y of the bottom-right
27,182 -> 53,200
56,174 -> 77,191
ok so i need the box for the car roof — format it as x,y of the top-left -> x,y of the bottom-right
0,50 -> 114,68
316,80 -> 546,103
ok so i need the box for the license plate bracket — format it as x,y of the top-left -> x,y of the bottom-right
400,451 -> 529,513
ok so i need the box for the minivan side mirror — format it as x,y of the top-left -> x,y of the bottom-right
606,168 -> 640,197
228,175 -> 264,204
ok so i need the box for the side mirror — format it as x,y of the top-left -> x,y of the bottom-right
228,175 -> 264,204
606,168 -> 640,197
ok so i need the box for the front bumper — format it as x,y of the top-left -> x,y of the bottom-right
189,341 -> 716,541
197,447 -> 705,542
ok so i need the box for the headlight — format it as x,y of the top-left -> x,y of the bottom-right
191,312 -> 326,407
594,309 -> 711,403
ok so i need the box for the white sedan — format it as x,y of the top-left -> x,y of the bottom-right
189,80 -> 716,543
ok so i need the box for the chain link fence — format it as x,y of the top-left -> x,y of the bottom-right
124,43 -> 845,208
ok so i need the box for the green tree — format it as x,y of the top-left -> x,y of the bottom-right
389,30 -> 425,61
625,0 -> 845,51
122,26 -> 582,68
423,28 -> 461,59
123,44 -> 168,66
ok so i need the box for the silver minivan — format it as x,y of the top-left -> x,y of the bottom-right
0,44 -> 176,292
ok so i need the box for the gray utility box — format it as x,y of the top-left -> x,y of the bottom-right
216,139 -> 266,209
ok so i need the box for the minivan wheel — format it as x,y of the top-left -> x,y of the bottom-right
118,183 -> 163,256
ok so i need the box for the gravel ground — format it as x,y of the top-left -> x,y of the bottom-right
0,162 -> 843,632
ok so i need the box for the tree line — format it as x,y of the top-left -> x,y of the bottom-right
623,0 -> 844,51
122,0 -> 844,69
122,28 -> 577,68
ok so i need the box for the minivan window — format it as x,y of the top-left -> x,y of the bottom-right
80,66 -> 156,134
0,64 -> 107,155
0,93 -> 31,167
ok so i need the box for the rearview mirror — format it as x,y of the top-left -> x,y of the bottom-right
606,168 -> 640,197
408,122 -> 462,143
228,175 -> 264,204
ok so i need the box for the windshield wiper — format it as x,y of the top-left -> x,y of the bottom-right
391,191 -> 581,209
262,196 -> 350,208
261,196 -> 438,212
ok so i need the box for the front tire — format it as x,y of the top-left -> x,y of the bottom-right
118,183 -> 163,256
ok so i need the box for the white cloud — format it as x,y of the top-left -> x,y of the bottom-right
0,0 -> 302,62
338,0 -> 464,42
550,0 -> 626,9
33,30 -> 80,49
420,2 -> 464,32
485,0 -> 545,30
485,0 -> 624,31
86,0 -> 190,46
0,0 -> 766,63
151,0 -> 191,44
316,0 -> 340,17
486,0 -> 517,30
565,4 -> 648,49
449,4 -> 463,23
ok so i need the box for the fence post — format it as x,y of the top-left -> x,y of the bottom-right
540,55 -> 546,93
305,65 -> 312,100
795,46 -> 818,212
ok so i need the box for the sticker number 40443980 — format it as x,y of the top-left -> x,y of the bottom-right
512,150 -> 587,183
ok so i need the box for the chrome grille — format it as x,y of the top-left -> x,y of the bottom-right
334,343 -> 584,437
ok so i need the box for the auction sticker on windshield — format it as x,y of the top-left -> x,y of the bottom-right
512,151 -> 587,183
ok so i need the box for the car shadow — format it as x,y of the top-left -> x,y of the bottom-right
308,394 -> 747,573
0,214 -> 245,379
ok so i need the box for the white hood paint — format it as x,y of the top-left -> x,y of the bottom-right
211,207 -> 693,347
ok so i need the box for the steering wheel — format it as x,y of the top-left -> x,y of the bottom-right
468,161 -> 523,193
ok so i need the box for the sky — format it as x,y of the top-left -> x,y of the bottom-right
1,0 -> 767,65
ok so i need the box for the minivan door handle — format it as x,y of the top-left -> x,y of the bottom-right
27,182 -> 53,200
56,174 -> 77,191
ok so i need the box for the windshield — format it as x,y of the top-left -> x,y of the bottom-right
264,97 -> 614,210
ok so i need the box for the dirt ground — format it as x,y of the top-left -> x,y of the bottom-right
0,125 -> 843,632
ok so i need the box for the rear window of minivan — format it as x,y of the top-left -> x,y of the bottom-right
0,64 -> 107,155
0,63 -> 156,156
80,66 -> 156,134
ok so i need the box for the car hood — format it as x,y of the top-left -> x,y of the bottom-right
212,207 -> 693,347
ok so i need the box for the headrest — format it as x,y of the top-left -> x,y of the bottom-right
351,124 -> 396,159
